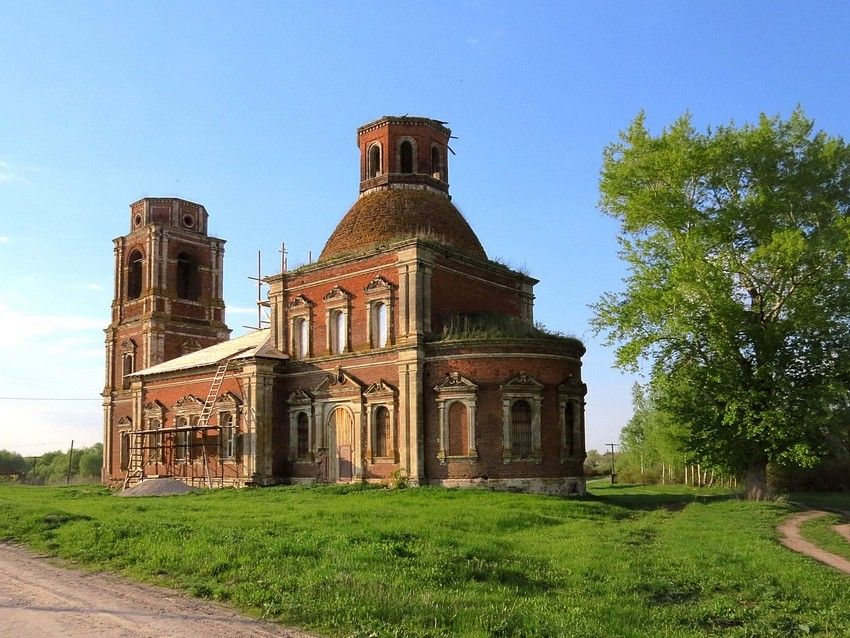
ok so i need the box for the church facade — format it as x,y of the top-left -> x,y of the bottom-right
103,116 -> 588,495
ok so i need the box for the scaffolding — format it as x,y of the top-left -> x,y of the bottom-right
122,358 -> 244,490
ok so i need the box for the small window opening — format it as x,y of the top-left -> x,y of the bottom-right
127,250 -> 143,299
297,412 -> 310,459
400,140 -> 413,173
565,404 -> 575,456
375,406 -> 390,457
120,431 -> 130,471
122,353 -> 134,390
368,145 -> 381,178
431,146 -> 442,180
176,252 -> 200,300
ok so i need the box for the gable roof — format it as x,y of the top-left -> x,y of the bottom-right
131,329 -> 287,377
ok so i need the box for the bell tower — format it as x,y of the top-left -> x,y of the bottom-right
357,116 -> 452,196
103,197 -> 230,480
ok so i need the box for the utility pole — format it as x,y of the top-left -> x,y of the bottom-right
66,440 -> 74,485
606,442 -> 619,484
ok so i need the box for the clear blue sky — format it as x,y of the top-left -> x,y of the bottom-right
2,1 -> 849,455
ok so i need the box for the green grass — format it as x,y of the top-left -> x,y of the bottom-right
1,482 -> 849,637
799,513 -> 850,563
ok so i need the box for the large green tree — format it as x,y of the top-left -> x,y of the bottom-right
593,109 -> 850,499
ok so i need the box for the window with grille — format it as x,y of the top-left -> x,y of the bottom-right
511,400 -> 532,458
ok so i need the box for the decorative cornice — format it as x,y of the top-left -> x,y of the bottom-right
434,372 -> 479,393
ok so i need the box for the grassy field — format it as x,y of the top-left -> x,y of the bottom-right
1,482 -> 849,638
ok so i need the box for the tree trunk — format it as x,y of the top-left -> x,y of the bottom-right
744,461 -> 768,500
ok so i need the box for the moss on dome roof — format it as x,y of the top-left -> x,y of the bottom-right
319,188 -> 486,262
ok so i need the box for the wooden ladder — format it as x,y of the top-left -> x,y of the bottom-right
122,432 -> 145,490
198,360 -> 230,488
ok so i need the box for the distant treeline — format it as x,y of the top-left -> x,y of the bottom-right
0,444 -> 103,484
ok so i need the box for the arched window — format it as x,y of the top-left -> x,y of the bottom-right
176,252 -> 199,300
293,317 -> 309,359
297,412 -> 309,458
447,402 -> 468,456
399,140 -> 413,173
368,144 -> 381,178
127,250 -> 143,299
564,404 -> 575,456
375,406 -> 390,457
330,309 -> 346,354
372,302 -> 388,348
120,431 -> 130,471
431,146 -> 442,180
122,353 -> 134,389
510,400 -> 532,458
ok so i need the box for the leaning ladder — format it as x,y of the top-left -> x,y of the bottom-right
122,431 -> 145,490
197,359 -> 231,488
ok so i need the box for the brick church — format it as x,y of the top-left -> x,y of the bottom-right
103,116 -> 588,495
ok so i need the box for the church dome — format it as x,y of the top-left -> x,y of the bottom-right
319,188 -> 487,262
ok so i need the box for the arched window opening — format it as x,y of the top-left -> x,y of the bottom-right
448,402 -> 468,456
330,310 -> 346,354
368,144 -> 381,178
293,317 -> 309,359
431,146 -> 442,180
122,353 -> 134,389
297,412 -> 310,458
564,404 -> 575,456
120,431 -> 130,471
511,400 -> 532,458
400,140 -> 413,173
127,250 -> 143,300
176,252 -> 200,301
375,406 -> 390,457
372,302 -> 388,348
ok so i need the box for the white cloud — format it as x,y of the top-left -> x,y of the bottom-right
0,236 -> 8,244
65,282 -> 102,291
0,303 -> 104,349
226,305 -> 259,315
0,160 -> 33,185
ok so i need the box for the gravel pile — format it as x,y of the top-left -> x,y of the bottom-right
120,478 -> 201,497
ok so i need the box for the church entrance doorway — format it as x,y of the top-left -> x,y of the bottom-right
331,406 -> 354,482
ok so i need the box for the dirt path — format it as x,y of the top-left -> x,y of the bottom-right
0,544 -> 318,638
778,510 -> 850,575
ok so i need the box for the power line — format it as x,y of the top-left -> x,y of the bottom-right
0,397 -> 100,401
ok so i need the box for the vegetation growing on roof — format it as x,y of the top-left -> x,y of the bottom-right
431,313 -> 583,348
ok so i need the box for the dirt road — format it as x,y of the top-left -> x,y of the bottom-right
778,510 -> 850,575
0,544 -> 317,638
